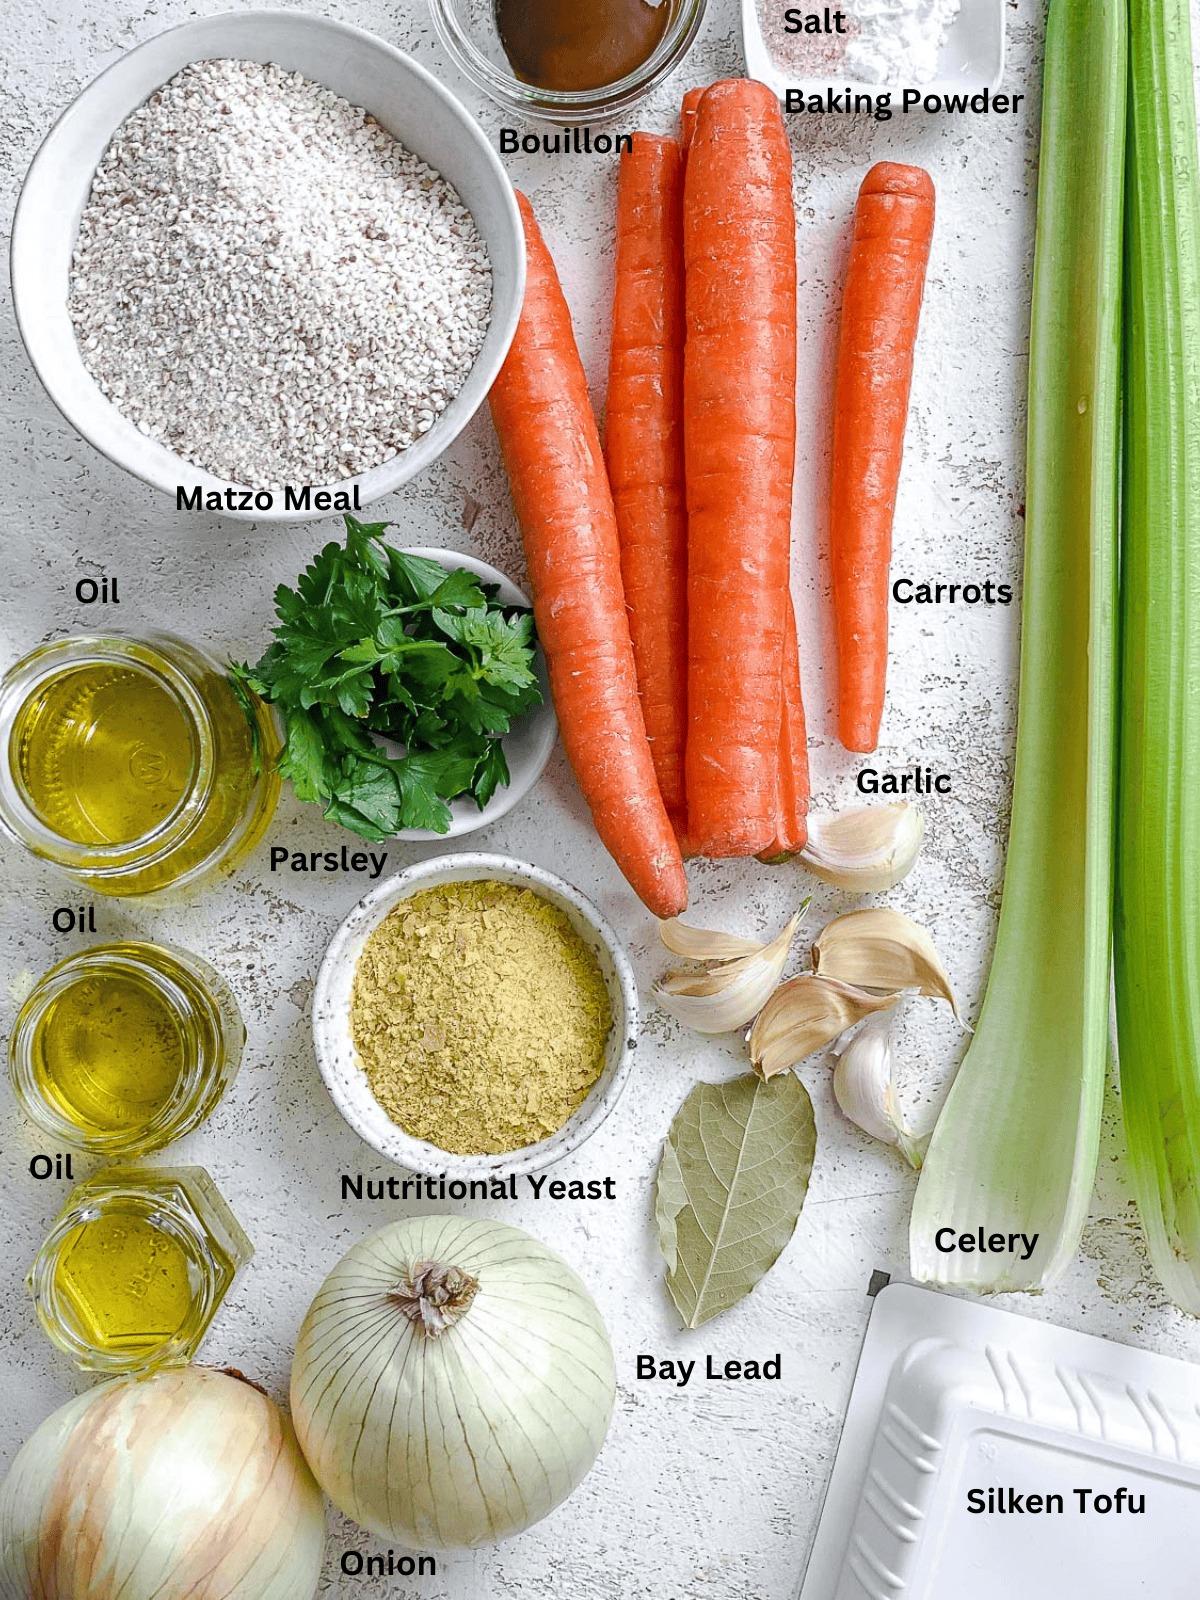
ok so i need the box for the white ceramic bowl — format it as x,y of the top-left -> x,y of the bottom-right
313,855 -> 639,1179
11,11 -> 525,522
391,550 -> 556,840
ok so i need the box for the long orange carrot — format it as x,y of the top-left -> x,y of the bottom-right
605,134 -> 688,826
680,86 -> 704,151
759,595 -> 810,862
831,161 -> 935,753
490,190 -> 688,919
683,79 -> 797,857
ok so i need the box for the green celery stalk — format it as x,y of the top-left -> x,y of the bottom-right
1116,0 -> 1200,1312
909,0 -> 1123,1290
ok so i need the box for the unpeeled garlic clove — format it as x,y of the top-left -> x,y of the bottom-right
798,803 -> 925,893
658,918 -> 765,962
812,907 -> 959,1019
749,974 -> 900,1079
656,911 -> 802,1035
832,1009 -> 924,1169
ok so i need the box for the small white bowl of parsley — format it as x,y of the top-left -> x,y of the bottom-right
232,515 -> 556,840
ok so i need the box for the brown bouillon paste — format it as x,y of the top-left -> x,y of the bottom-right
495,0 -> 671,92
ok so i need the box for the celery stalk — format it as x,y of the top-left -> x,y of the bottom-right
1115,0 -> 1200,1312
909,0 -> 1123,1291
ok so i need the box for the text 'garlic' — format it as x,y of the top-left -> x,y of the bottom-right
656,910 -> 803,1034
833,1008 -> 924,1168
812,906 -> 958,1017
799,802 -> 925,892
749,974 -> 899,1079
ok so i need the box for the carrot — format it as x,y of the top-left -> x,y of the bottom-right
680,86 -> 705,151
605,134 -> 688,824
489,190 -> 688,919
683,79 -> 797,857
830,161 -> 936,753
759,595 -> 810,862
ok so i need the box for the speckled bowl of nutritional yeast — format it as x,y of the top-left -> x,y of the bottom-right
11,10 -> 525,522
313,855 -> 640,1181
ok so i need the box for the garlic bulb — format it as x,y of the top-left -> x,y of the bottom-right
812,906 -> 959,1017
749,974 -> 900,1079
798,803 -> 925,892
656,911 -> 802,1034
832,1008 -> 924,1168
0,1368 -> 324,1600
291,1216 -> 615,1549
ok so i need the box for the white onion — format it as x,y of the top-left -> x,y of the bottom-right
290,1216 -> 615,1549
0,1367 -> 325,1600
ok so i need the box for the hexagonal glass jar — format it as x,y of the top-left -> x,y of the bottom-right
28,1166 -> 253,1374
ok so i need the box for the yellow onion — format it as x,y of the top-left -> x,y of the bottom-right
290,1216 -> 615,1549
0,1367 -> 325,1600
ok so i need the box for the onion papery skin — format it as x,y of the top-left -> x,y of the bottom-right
0,1368 -> 325,1600
290,1216 -> 616,1549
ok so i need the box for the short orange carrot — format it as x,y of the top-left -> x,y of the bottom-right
490,190 -> 688,918
683,79 -> 797,857
831,161 -> 936,753
759,595 -> 810,862
606,134 -> 688,824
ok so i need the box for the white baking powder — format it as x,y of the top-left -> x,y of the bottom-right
69,59 -> 492,489
844,0 -> 962,83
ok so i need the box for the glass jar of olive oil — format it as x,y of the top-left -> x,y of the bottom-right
10,942 -> 244,1158
0,632 -> 279,895
28,1166 -> 253,1374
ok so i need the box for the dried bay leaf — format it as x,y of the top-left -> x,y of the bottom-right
654,1073 -> 817,1328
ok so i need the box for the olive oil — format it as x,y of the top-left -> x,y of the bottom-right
0,633 -> 280,895
29,1167 -> 254,1373
54,1212 -> 196,1355
30,969 -> 185,1137
10,943 -> 244,1156
12,662 -> 194,845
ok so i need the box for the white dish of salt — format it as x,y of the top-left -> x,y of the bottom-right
741,0 -> 1005,101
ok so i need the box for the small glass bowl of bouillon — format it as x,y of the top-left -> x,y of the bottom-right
429,0 -> 707,125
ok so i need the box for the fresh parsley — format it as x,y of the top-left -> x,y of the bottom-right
231,514 -> 543,840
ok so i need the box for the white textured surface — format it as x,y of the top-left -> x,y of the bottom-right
1,2 -> 1198,1596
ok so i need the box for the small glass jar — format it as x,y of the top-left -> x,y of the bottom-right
10,941 -> 244,1158
28,1165 -> 254,1374
0,631 -> 279,896
429,0 -> 708,125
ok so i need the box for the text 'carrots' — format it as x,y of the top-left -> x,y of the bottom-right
683,79 -> 799,857
830,161 -> 936,754
606,133 -> 688,822
489,190 -> 688,919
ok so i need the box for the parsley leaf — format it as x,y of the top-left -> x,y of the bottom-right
229,515 -> 543,840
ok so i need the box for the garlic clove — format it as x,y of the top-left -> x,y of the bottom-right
656,912 -> 801,1035
658,918 -> 766,962
748,974 -> 900,1079
798,803 -> 925,893
811,906 -> 959,1019
832,1009 -> 925,1168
